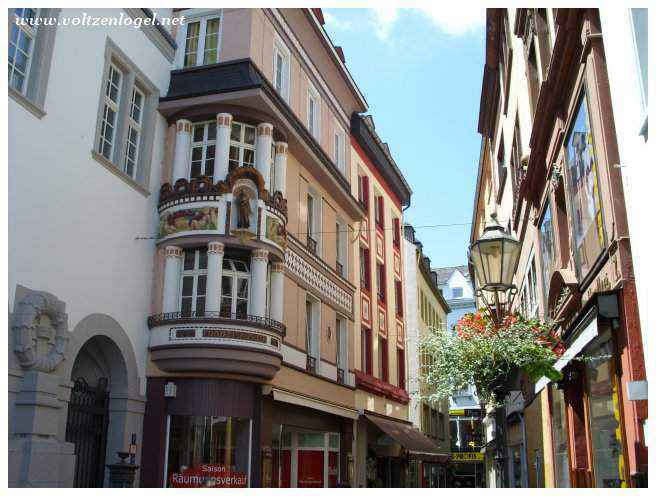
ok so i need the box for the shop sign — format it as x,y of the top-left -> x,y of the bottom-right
169,464 -> 248,488
451,452 -> 483,462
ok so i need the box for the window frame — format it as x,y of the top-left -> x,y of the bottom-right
336,315 -> 348,379
335,218 -> 347,277
98,62 -> 124,163
333,126 -> 346,175
9,8 -> 38,95
376,262 -> 386,303
307,82 -> 321,140
359,246 -> 371,291
178,10 -> 224,69
378,336 -> 389,382
228,120 -> 256,171
179,247 -> 208,317
220,258 -> 250,318
361,326 -> 373,375
123,84 -> 145,179
305,294 -> 321,363
190,120 -> 217,179
272,36 -> 291,102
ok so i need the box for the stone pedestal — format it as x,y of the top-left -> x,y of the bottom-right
107,452 -> 139,488
8,371 -> 76,487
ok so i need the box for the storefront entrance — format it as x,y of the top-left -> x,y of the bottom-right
273,429 -> 340,488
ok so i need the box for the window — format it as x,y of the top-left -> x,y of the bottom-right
397,347 -> 405,389
550,384 -> 571,488
374,196 -> 384,227
306,193 -> 318,254
305,295 -> 320,371
94,40 -> 157,188
395,280 -> 403,317
393,218 -> 401,247
190,121 -> 217,179
539,203 -> 556,309
357,175 -> 370,209
336,317 -> 347,382
564,93 -> 605,279
9,8 -> 38,94
452,287 -> 463,298
273,39 -> 290,101
123,86 -> 145,179
98,63 -> 123,162
220,258 -> 250,318
182,14 -> 222,67
180,247 -> 208,317
359,247 -> 370,291
519,258 -> 539,318
334,129 -> 345,174
527,42 -> 541,119
336,219 -> 346,276
361,327 -> 372,374
376,263 -> 386,302
229,121 -> 256,171
378,336 -> 388,382
496,132 -> 506,195
308,85 -> 321,140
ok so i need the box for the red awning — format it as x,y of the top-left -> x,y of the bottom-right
365,414 -> 450,463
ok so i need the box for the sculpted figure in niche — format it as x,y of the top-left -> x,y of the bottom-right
237,191 -> 252,229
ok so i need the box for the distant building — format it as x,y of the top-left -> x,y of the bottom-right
433,265 -> 476,331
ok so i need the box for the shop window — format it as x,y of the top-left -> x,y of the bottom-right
228,121 -> 256,170
361,327 -> 373,375
550,384 -> 571,488
564,93 -> 606,280
584,330 -> 626,488
166,415 -> 251,487
180,247 -> 208,317
190,121 -> 216,179
378,336 -> 388,382
220,258 -> 250,318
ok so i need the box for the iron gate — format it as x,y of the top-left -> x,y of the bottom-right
65,377 -> 110,487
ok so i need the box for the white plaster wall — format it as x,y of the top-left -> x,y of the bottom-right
599,8 -> 651,374
8,8 -> 174,394
401,238 -> 421,429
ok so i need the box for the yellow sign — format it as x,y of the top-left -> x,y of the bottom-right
449,409 -> 465,415
451,452 -> 483,462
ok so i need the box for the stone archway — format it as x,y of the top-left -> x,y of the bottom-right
63,314 -> 145,488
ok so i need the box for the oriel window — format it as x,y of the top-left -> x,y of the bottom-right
190,121 -> 217,179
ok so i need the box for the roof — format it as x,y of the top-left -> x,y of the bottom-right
351,113 -> 413,207
432,265 -> 471,286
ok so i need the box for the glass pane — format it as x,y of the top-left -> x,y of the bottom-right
564,95 -> 605,278
328,433 -> 339,449
236,299 -> 247,318
181,297 -> 192,317
197,275 -> 207,296
195,297 -> 205,316
198,249 -> 208,269
237,279 -> 248,298
230,123 -> 241,142
193,125 -> 204,142
551,385 -> 571,487
181,276 -> 194,296
242,149 -> 255,167
222,276 -> 233,295
244,126 -> 256,145
207,122 -> 217,141
191,146 -> 203,161
184,22 -> 200,67
585,332 -> 626,488
184,250 -> 195,270
223,259 -> 232,271
166,416 -> 251,488
298,432 -> 325,448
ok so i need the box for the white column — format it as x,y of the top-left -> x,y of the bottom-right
172,119 -> 192,182
206,242 -> 224,313
214,113 -> 232,182
163,246 -> 184,313
273,142 -> 288,196
255,123 -> 274,187
270,262 -> 285,322
250,249 -> 269,318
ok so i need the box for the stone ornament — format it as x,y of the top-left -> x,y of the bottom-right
208,242 -> 225,254
12,290 -> 69,372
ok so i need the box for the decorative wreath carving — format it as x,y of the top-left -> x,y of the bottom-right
264,190 -> 288,219
12,291 -> 69,372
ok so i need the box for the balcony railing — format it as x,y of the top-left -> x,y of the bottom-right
307,237 -> 317,255
147,311 -> 286,336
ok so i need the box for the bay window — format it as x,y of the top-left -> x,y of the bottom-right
181,13 -> 222,68
180,248 -> 208,317
229,121 -> 256,170
220,259 -> 250,318
190,121 -> 217,179
564,92 -> 606,279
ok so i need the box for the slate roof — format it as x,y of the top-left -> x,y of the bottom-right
432,265 -> 470,286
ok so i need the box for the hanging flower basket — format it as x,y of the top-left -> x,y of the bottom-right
419,310 -> 564,406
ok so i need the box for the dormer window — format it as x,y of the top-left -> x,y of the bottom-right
180,12 -> 222,68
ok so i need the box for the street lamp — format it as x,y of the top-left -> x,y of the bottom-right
469,213 -> 521,324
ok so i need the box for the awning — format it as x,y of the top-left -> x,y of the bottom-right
365,414 -> 450,463
534,314 -> 598,394
266,387 -> 359,419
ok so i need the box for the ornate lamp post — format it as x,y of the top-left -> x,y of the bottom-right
468,213 -> 521,488
469,213 -> 521,324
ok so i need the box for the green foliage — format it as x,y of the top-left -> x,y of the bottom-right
418,310 -> 563,406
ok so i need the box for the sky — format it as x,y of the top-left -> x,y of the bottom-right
323,8 -> 485,269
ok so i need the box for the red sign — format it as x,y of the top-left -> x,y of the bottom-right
169,464 -> 248,488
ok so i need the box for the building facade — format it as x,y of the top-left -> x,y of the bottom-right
473,7 -> 648,489
402,225 -> 452,487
